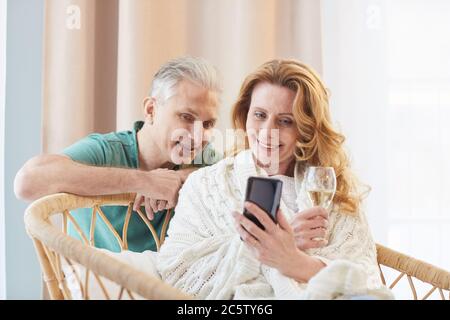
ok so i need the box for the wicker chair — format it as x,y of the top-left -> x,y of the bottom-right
24,193 -> 450,300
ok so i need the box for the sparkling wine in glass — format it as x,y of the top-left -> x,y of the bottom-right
304,166 -> 336,242
307,189 -> 335,209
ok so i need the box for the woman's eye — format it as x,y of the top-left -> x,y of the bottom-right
279,118 -> 293,126
254,111 -> 266,120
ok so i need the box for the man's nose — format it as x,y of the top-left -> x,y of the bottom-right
191,121 -> 205,146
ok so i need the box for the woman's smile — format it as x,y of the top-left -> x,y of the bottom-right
256,138 -> 282,151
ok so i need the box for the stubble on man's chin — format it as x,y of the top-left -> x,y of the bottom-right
169,148 -> 195,166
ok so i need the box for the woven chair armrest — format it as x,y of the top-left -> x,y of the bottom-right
24,193 -> 190,300
376,243 -> 450,290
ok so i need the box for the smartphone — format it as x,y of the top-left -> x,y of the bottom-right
243,176 -> 283,230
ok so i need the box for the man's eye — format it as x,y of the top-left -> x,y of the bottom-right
254,111 -> 266,119
180,113 -> 195,122
203,121 -> 215,129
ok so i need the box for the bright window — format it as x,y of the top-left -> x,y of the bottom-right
322,0 -> 450,299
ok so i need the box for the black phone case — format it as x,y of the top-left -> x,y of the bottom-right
243,176 -> 283,230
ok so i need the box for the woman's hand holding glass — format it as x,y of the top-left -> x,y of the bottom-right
291,207 -> 329,249
291,166 -> 336,250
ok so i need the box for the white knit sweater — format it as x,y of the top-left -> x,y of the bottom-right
156,150 -> 391,299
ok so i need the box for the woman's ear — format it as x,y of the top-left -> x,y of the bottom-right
143,97 -> 156,124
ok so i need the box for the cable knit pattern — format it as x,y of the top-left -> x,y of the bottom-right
156,150 -> 391,299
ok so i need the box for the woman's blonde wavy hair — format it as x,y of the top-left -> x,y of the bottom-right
231,59 -> 366,216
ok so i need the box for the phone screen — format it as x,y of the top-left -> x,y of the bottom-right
243,177 -> 283,229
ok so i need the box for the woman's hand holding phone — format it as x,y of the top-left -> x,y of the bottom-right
232,201 -> 304,277
232,202 -> 327,282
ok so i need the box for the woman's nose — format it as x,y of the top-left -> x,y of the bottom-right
258,116 -> 279,135
258,129 -> 280,144
260,115 -> 277,130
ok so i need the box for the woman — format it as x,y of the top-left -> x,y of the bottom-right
156,59 -> 393,299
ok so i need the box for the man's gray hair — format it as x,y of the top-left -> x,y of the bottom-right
150,56 -> 222,104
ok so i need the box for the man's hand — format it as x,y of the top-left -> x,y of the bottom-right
133,195 -> 170,220
133,167 -> 196,220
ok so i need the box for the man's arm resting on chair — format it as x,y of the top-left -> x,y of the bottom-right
14,154 -> 182,202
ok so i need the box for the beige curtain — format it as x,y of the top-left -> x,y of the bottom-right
42,0 -> 323,153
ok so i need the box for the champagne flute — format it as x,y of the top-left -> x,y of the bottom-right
304,166 -> 336,241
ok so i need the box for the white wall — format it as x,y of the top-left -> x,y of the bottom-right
0,0 -> 7,300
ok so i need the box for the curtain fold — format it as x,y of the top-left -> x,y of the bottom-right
42,0 -> 323,153
43,0 -> 118,153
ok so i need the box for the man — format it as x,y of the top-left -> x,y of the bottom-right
14,56 -> 222,252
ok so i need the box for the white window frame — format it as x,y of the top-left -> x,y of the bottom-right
0,0 -> 7,300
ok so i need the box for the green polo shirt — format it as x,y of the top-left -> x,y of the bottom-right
62,121 -> 221,252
